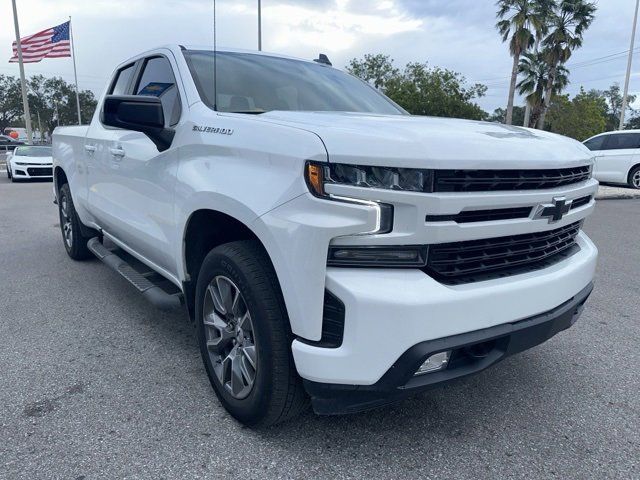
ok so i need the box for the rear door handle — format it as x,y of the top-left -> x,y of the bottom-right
110,147 -> 125,158
84,144 -> 97,153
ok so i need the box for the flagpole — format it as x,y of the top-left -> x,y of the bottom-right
11,0 -> 33,143
69,16 -> 82,125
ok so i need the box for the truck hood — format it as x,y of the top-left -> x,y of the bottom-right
260,111 -> 593,169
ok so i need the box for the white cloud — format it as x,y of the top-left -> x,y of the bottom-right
263,1 -> 421,52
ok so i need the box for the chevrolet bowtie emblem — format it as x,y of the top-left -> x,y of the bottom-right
533,197 -> 572,223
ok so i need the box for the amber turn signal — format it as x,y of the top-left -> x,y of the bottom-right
305,161 -> 325,197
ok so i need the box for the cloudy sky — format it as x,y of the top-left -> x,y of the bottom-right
0,0 -> 638,113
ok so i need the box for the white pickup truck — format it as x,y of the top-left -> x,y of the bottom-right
53,46 -> 598,426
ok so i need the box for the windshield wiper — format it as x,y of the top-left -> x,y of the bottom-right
227,109 -> 267,115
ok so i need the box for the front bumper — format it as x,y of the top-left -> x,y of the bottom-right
10,165 -> 53,179
304,282 -> 593,415
292,232 -> 597,385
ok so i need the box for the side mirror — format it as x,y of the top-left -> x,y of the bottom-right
101,95 -> 174,151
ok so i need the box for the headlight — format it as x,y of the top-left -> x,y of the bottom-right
305,161 -> 395,235
305,161 -> 434,195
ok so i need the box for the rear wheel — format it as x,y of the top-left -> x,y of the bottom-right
195,240 -> 308,426
58,184 -> 93,260
629,166 -> 640,189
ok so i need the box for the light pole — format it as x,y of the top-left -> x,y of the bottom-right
258,0 -> 262,51
620,0 -> 640,130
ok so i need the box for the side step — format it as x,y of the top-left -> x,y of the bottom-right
87,237 -> 184,312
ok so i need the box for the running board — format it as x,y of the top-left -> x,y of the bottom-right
87,237 -> 184,312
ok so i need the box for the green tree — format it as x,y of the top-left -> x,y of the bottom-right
517,49 -> 569,127
0,74 -> 24,133
624,114 -> 640,129
488,106 -> 526,125
27,75 -> 97,136
347,54 -> 488,120
496,0 -> 553,125
600,83 -> 636,130
386,63 -> 488,119
346,54 -> 399,90
545,88 -> 606,140
538,0 -> 597,128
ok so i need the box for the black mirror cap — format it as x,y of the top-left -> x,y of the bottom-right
101,95 -> 174,151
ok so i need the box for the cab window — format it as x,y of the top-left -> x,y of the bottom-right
134,56 -> 182,127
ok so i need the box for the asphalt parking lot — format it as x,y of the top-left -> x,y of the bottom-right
0,174 -> 638,479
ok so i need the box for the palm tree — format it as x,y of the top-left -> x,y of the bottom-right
517,50 -> 569,127
496,0 -> 553,125
537,0 -> 597,128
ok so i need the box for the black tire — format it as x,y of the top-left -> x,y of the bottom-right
7,167 -> 11,179
628,165 -> 640,190
58,183 -> 93,260
195,240 -> 308,427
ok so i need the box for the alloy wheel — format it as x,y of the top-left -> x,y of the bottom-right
203,275 -> 257,400
633,169 -> 640,189
60,196 -> 73,248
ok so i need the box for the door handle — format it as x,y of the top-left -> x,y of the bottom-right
84,144 -> 97,153
110,147 -> 125,158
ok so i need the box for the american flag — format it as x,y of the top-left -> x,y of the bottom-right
9,21 -> 71,63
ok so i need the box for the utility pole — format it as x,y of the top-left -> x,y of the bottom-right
11,0 -> 33,143
258,0 -> 262,51
620,0 -> 640,130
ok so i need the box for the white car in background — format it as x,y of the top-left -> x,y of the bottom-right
583,130 -> 640,189
6,145 -> 53,182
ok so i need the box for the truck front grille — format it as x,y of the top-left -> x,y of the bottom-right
433,165 -> 591,192
424,221 -> 582,284
424,195 -> 592,224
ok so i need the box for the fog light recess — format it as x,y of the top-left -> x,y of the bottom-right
414,351 -> 451,376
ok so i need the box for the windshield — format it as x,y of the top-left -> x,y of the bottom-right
14,146 -> 51,157
183,51 -> 405,115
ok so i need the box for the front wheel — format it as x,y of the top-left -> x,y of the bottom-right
629,166 -> 640,189
58,184 -> 93,260
195,240 -> 308,426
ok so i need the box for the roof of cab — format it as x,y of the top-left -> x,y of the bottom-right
117,44 -> 316,67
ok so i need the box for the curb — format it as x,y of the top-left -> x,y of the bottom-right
595,185 -> 640,201
595,194 -> 640,200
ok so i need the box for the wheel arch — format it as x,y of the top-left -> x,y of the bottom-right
54,166 -> 68,194
628,163 -> 640,186
181,208 -> 283,322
